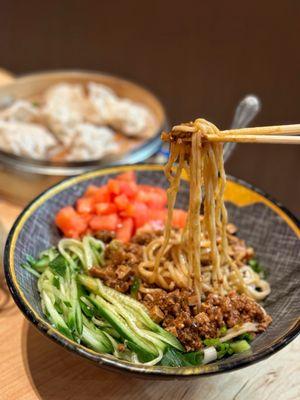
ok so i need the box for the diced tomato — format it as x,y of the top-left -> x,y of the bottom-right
95,202 -> 117,215
137,185 -> 167,209
55,206 -> 78,226
79,213 -> 93,224
120,202 -> 135,218
116,171 -> 136,182
92,186 -> 111,203
84,185 -> 99,198
55,179 -> 186,240
116,218 -> 134,242
107,179 -> 121,195
114,194 -> 130,211
172,209 -> 187,228
89,214 -> 119,231
55,206 -> 88,238
131,202 -> 150,228
149,208 -> 167,223
119,181 -> 138,198
76,197 -> 94,214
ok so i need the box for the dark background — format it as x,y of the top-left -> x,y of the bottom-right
0,0 -> 299,215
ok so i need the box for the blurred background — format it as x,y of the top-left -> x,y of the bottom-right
0,0 -> 299,215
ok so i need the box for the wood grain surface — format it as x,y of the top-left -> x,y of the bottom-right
0,200 -> 299,400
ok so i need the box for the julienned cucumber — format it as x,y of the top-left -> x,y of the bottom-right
41,291 -> 73,340
27,238 -> 175,363
81,324 -> 113,354
89,294 -> 159,361
81,326 -> 109,353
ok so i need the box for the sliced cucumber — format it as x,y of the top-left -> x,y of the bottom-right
81,325 -> 113,353
89,294 -> 158,361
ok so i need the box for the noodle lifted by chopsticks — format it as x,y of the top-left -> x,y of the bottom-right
138,119 -> 270,310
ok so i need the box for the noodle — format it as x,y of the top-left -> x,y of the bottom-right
137,118 -> 270,306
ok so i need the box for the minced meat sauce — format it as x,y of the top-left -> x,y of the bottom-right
90,230 -> 272,351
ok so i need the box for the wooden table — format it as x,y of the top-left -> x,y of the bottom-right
0,200 -> 299,400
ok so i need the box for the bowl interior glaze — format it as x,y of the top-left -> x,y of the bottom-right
4,165 -> 300,378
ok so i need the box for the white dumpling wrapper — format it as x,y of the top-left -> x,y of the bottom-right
0,121 -> 57,159
63,123 -> 118,161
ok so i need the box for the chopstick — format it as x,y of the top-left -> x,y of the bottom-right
203,134 -> 300,145
168,123 -> 300,144
221,124 -> 300,137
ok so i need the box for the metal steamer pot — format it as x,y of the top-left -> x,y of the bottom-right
0,69 -> 260,205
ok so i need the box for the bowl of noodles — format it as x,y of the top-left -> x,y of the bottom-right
4,119 -> 300,377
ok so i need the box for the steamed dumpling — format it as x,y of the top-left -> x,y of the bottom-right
63,123 -> 118,161
87,82 -> 154,137
0,100 -> 39,122
0,121 -> 57,159
42,83 -> 90,145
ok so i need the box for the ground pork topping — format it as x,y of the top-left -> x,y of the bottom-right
90,239 -> 143,292
142,290 -> 272,351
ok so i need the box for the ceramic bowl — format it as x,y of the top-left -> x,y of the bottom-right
4,165 -> 300,378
